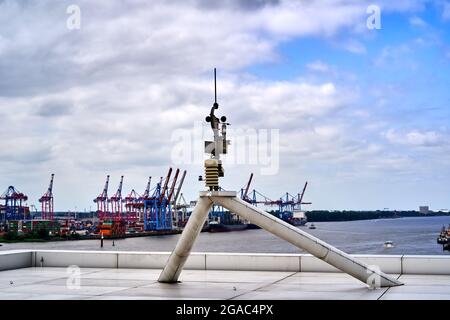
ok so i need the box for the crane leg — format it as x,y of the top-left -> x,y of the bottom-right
158,195 -> 213,283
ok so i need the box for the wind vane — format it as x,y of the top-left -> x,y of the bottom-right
203,68 -> 230,190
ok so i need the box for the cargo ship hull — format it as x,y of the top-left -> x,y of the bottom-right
206,223 -> 249,233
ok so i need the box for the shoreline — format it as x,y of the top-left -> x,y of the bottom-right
0,229 -> 182,244
306,211 -> 450,222
1,215 -> 449,244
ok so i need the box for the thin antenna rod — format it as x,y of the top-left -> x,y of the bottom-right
214,68 -> 217,104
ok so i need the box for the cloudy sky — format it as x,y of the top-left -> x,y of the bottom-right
1,0 -> 449,211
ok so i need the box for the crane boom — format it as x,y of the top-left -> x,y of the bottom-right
243,173 -> 253,200
48,173 -> 54,195
298,181 -> 308,204
167,168 -> 180,203
173,170 -> 186,205
160,168 -> 172,202
103,175 -> 110,197
38,174 -> 55,220
117,175 -> 124,198
143,176 -> 151,198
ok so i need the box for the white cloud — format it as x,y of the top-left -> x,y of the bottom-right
409,16 -> 427,27
373,43 -> 417,69
443,1 -> 450,20
384,129 -> 443,147
235,81 -> 348,120
340,38 -> 367,54
306,61 -> 330,72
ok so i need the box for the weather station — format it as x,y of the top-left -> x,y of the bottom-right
158,69 -> 403,288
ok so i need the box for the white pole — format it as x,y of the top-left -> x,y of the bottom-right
213,195 -> 402,287
158,195 -> 213,283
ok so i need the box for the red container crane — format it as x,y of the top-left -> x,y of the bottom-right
38,174 -> 54,220
94,175 -> 110,221
124,189 -> 140,222
109,176 -> 124,221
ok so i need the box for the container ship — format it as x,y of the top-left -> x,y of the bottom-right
205,220 -> 249,232
206,210 -> 249,232
269,209 -> 307,227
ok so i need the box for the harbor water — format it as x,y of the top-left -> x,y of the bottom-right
1,216 -> 449,255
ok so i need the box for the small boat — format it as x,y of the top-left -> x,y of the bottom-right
437,236 -> 448,244
437,225 -> 449,244
384,241 -> 394,248
308,223 -> 316,230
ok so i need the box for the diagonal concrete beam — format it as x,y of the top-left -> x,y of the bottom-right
159,191 -> 402,287
212,195 -> 403,288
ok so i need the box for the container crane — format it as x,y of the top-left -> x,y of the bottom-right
141,176 -> 152,200
159,168 -> 172,203
172,170 -> 187,226
278,182 -> 312,211
124,189 -> 140,222
245,189 -> 278,207
172,170 -> 186,207
174,193 -> 190,227
109,176 -> 124,221
94,175 -> 110,221
296,181 -> 312,209
29,204 -> 38,220
240,173 -> 253,202
143,168 -> 183,231
0,186 -> 29,221
166,168 -> 180,205
39,174 -> 54,220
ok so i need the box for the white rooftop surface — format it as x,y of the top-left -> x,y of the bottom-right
1,267 -> 450,300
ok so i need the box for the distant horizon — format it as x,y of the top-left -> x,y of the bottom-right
36,208 -> 449,214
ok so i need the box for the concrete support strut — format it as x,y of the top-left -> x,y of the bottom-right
213,196 -> 402,287
159,192 -> 403,287
158,196 -> 213,282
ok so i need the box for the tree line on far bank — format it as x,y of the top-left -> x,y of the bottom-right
303,210 -> 450,222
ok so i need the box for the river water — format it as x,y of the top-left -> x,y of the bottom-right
1,216 -> 449,255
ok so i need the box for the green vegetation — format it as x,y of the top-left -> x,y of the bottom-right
1,228 -> 50,242
0,228 -> 82,243
305,210 -> 450,222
